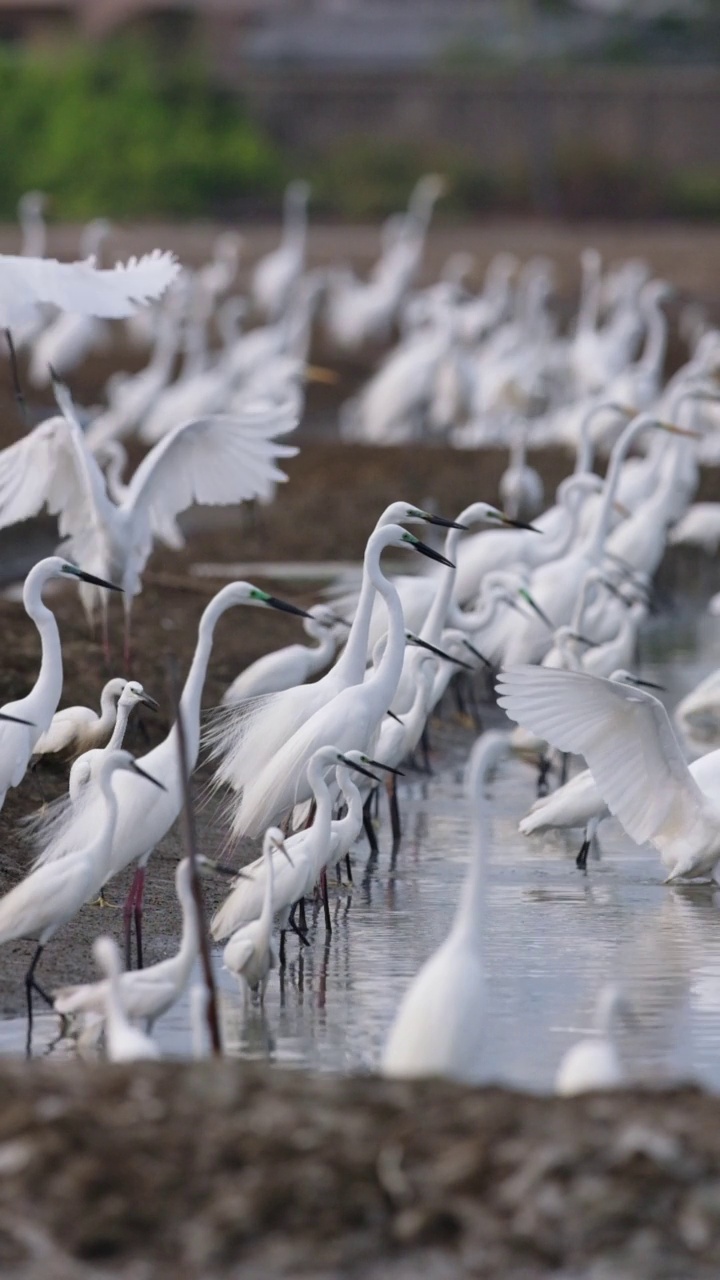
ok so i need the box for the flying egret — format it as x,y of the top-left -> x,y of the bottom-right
92,936 -> 161,1063
0,556 -> 120,812
555,985 -> 630,1094
31,582 -> 311,970
0,750 -> 163,1027
55,859 -> 199,1030
381,730 -> 510,1083
222,827 -> 293,1003
32,678 -> 158,762
497,665 -> 720,882
0,374 -> 299,662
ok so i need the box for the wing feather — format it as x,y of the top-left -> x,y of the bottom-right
0,251 -> 180,327
496,666 -> 709,849
0,415 -> 111,550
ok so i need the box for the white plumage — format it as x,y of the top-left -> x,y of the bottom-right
0,249 -> 180,329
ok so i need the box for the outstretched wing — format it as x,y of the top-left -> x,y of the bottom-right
496,666 -> 710,852
121,407 -> 298,566
0,250 -> 180,327
0,413 -> 112,553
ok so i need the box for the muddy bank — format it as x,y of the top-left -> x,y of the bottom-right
0,1061 -> 716,1278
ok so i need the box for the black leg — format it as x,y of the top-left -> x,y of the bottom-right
559,752 -> 569,787
363,794 -> 379,856
537,754 -> 551,798
320,868 -> 332,934
576,837 -> 590,871
25,943 -> 45,1055
388,774 -> 402,850
298,897 -> 307,933
5,328 -> 27,425
279,929 -> 286,968
288,901 -> 309,946
344,852 -> 353,884
420,725 -> 433,775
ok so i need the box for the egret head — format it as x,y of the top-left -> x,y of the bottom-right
121,681 -> 159,712
380,501 -> 468,531
218,582 -> 312,620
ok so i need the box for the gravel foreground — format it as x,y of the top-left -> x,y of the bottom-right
0,1062 -> 717,1279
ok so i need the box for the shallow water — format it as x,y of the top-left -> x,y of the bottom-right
7,600 -> 720,1089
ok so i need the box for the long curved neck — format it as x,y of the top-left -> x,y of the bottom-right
577,255 -> 601,335
362,563 -> 406,712
451,737 -> 498,947
107,700 -> 132,750
334,539 -> 388,683
638,294 -> 667,375
97,691 -> 119,735
587,417 -> 655,561
23,573 -> 62,719
420,534 -> 459,646
307,628 -> 337,674
333,773 -> 363,847
307,766 -> 334,873
258,846 -> 275,940
91,772 -> 122,882
176,594 -> 231,769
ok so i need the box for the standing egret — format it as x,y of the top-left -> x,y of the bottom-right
92,936 -> 161,1063
497,666 -> 720,882
0,751 -> 163,1027
382,730 -> 510,1083
228,526 -> 453,838
32,677 -> 157,762
222,827 -> 292,1003
555,985 -> 629,1094
0,375 -> 299,662
252,180 -> 311,319
0,557 -> 121,812
31,583 -> 311,970
221,604 -> 347,706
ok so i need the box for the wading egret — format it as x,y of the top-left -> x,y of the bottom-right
381,730 -> 510,1083
55,859 -> 198,1030
222,827 -> 292,1002
497,665 -> 720,882
555,984 -> 629,1094
92,936 -> 161,1063
0,556 -> 120,811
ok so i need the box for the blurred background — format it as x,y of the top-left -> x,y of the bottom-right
0,0 -> 719,223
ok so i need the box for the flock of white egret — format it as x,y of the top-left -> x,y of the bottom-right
0,179 -> 719,1093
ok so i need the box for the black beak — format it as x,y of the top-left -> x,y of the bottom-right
140,694 -> 159,712
130,761 -> 166,790
338,754 -> 381,784
266,596 -> 313,619
569,633 -> 597,648
198,856 -> 249,880
502,516 -> 541,532
75,567 -> 123,593
406,633 -> 471,668
0,711 -> 35,726
423,513 -> 469,531
411,539 -> 455,569
386,709 -> 404,724
519,590 -> 555,631
630,677 -> 666,691
462,639 -> 494,669
366,757 -> 405,777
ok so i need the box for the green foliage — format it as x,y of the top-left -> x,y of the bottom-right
667,168 -> 720,218
0,43 -> 284,218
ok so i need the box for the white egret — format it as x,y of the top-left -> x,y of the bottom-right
28,219 -> 114,385
92,936 -> 161,1063
669,502 -> 720,554
55,859 -> 198,1029
252,180 -> 310,320
498,423 -> 544,522
0,556 -> 121,812
0,375 -> 298,661
555,985 -> 629,1095
0,750 -> 163,1026
208,502 -> 463,799
31,582 -> 311,970
32,678 -> 158,762
222,828 -> 292,1003
221,604 -> 347,706
497,665 -> 720,882
381,730 -> 510,1083
227,526 -> 452,838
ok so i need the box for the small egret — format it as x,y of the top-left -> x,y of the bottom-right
222,827 -> 293,1002
55,859 -> 198,1029
0,556 -> 121,812
382,730 -> 510,1083
221,604 -> 347,705
497,666 -> 720,882
555,985 -> 630,1094
92,936 -> 161,1063
0,751 -> 163,1026
32,678 -> 158,762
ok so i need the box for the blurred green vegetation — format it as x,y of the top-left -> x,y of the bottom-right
0,42 -> 284,218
